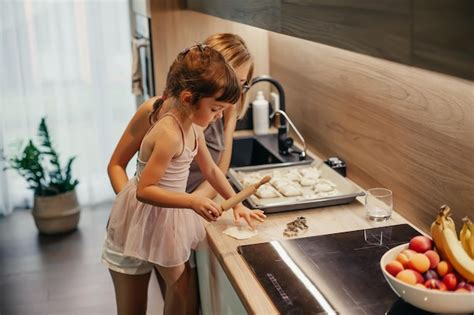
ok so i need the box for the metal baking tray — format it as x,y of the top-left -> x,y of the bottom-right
228,158 -> 365,214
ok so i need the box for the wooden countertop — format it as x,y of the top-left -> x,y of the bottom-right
205,130 -> 420,314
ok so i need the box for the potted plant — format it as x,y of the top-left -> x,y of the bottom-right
2,117 -> 80,234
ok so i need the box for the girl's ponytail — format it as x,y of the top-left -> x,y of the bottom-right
149,93 -> 168,124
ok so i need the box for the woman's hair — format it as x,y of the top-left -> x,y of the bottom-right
149,44 -> 241,124
204,33 -> 254,119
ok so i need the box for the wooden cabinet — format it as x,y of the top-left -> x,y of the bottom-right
187,0 -> 474,80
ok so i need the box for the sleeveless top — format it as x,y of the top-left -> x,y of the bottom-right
186,117 -> 225,192
106,113 -> 206,267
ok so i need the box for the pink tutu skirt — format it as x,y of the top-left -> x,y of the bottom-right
107,178 -> 206,267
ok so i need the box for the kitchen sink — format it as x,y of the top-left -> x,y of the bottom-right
230,134 -> 313,168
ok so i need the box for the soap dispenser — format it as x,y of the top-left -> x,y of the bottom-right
252,91 -> 269,135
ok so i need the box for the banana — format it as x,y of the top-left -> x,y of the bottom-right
430,205 -> 450,260
441,218 -> 474,281
467,218 -> 474,260
460,217 -> 473,259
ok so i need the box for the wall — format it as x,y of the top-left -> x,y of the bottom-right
269,33 -> 473,232
150,1 -> 270,98
150,2 -> 473,232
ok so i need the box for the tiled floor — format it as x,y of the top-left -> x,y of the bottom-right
0,203 -> 163,315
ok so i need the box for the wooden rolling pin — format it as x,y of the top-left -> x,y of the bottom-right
220,175 -> 272,211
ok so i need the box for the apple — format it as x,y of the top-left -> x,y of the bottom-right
442,273 -> 457,291
409,236 -> 433,253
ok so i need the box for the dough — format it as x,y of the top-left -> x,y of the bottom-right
256,185 -> 279,198
270,178 -> 290,190
286,170 -> 301,181
279,185 -> 302,197
299,178 -> 317,186
299,167 -> 321,180
223,226 -> 258,240
314,182 -> 334,192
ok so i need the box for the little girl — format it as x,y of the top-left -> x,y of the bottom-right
104,45 -> 265,314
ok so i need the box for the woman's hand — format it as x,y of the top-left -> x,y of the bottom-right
232,204 -> 266,229
190,196 -> 223,222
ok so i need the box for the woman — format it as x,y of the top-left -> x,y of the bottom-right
105,33 -> 254,314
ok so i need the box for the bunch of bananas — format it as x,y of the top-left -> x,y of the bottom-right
430,205 -> 474,282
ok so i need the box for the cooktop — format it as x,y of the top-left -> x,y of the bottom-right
238,224 -> 434,315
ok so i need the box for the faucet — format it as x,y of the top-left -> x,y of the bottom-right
270,110 -> 307,160
249,75 -> 306,159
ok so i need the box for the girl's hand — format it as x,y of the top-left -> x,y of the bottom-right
232,204 -> 266,229
190,196 -> 222,222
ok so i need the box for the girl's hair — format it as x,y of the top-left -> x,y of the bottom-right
204,33 -> 254,119
149,44 -> 241,124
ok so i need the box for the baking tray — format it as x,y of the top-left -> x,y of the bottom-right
228,158 -> 365,214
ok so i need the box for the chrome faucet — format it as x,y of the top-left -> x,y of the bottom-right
249,75 -> 306,159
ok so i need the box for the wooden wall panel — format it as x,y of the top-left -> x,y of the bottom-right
281,0 -> 411,64
269,33 -> 474,232
187,0 -> 281,32
413,0 -> 474,80
150,1 -> 270,98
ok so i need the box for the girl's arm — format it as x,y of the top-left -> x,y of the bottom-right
195,129 -> 266,228
136,121 -> 221,222
107,98 -> 156,194
192,106 -> 237,199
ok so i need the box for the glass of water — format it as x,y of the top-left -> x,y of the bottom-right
365,188 -> 392,221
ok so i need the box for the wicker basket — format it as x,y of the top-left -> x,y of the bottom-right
32,190 -> 80,234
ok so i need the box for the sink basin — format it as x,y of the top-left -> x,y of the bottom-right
230,137 -> 282,167
230,134 -> 313,168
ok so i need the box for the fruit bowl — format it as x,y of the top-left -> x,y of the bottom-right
380,244 -> 474,313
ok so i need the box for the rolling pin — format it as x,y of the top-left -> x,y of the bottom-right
220,175 -> 272,211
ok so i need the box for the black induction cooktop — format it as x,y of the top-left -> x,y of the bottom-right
238,224 -> 434,315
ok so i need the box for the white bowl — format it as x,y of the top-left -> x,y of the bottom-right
380,243 -> 474,314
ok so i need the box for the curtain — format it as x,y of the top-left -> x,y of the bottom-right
0,0 -> 136,216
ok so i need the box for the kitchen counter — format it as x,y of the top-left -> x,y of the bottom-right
204,132 -> 420,314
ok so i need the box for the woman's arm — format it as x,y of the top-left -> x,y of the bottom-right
192,106 -> 238,198
107,98 -> 155,194
136,120 -> 221,222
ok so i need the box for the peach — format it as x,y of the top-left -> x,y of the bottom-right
415,283 -> 426,289
396,269 -> 418,285
437,261 -> 453,277
402,249 -> 417,259
409,236 -> 433,253
413,270 -> 424,284
408,253 -> 430,273
442,273 -> 458,291
424,279 -> 447,291
424,250 -> 440,269
396,252 -> 410,268
385,260 -> 404,277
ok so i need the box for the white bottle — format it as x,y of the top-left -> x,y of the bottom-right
252,91 -> 269,135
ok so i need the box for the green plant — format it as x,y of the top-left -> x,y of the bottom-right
1,117 -> 79,196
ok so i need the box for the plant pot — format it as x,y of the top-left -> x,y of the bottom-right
32,190 -> 80,235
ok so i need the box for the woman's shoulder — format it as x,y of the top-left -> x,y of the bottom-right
137,97 -> 159,114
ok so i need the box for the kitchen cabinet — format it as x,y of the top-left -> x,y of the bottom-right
187,0 -> 474,80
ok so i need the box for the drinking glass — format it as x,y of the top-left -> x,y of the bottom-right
365,188 -> 392,221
